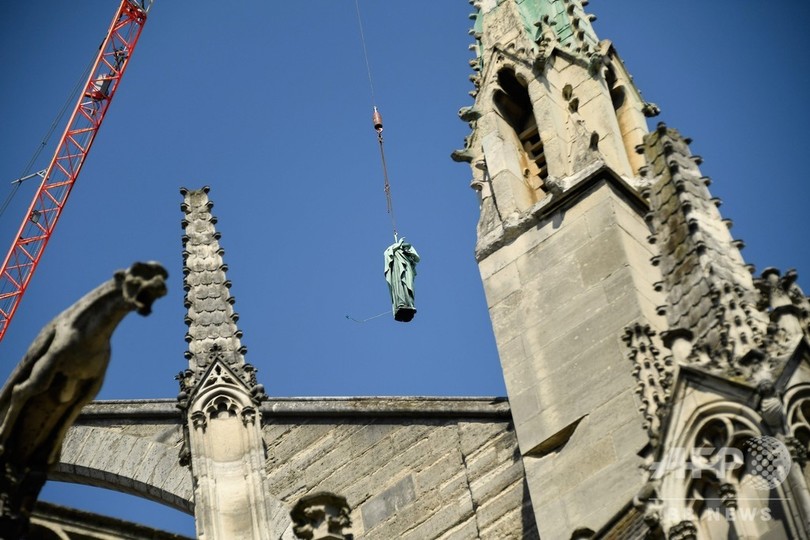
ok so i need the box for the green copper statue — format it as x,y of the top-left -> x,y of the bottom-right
384,238 -> 420,322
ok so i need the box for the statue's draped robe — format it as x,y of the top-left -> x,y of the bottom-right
383,239 -> 420,322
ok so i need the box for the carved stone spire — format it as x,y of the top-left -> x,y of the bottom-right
455,0 -> 654,255
178,186 -> 264,405
177,187 -> 289,539
641,123 -> 770,376
627,124 -> 810,540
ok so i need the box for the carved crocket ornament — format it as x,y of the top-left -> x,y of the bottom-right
0,261 -> 167,537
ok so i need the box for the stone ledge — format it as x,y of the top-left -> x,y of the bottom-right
475,161 -> 649,261
261,397 -> 511,419
80,397 -> 512,421
79,399 -> 181,420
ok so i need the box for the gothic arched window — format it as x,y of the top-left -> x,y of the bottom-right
493,68 -> 547,189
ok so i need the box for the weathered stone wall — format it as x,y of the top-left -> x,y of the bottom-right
51,398 -> 533,539
478,175 -> 666,537
262,398 -> 537,539
53,400 -> 192,513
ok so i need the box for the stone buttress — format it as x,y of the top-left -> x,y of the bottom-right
177,186 -> 292,539
453,0 -> 665,536
620,125 -> 810,539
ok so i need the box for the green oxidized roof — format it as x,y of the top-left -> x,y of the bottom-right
471,0 -> 598,57
521,0 -> 598,50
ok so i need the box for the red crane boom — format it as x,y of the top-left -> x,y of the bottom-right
0,0 -> 151,342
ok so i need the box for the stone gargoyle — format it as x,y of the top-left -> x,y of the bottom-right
0,261 -> 167,533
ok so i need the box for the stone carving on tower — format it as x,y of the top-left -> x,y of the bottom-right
455,0 -> 656,259
453,0 -> 671,537
624,124 -> 810,538
454,1 -> 810,538
177,186 -> 293,539
290,492 -> 353,540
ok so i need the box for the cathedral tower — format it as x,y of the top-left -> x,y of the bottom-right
455,1 -> 810,538
453,1 -> 666,536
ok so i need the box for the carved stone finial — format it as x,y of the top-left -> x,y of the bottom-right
623,324 -> 672,447
291,492 -> 353,540
641,124 -> 771,381
642,102 -> 661,118
633,480 -> 663,532
785,436 -> 808,469
756,378 -> 785,433
668,520 -> 697,540
719,482 -> 737,509
755,268 -> 810,343
180,187 -> 248,379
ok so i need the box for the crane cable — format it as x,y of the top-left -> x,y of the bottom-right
0,55 -> 95,220
355,0 -> 398,243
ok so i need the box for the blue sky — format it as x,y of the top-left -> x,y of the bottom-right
1,1 -> 808,536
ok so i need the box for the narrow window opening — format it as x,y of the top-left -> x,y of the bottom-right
493,69 -> 548,186
605,66 -> 626,110
519,117 -> 548,181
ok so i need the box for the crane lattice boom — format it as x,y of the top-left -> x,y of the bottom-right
0,0 -> 150,342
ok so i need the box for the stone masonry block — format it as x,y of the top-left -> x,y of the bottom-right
457,420 -> 513,460
343,426 -> 457,506
59,425 -> 94,469
435,518 -> 479,540
361,474 -> 417,531
508,387 -> 542,434
414,451 -> 465,497
481,506 -> 536,540
542,294 -> 642,363
576,227 -> 629,288
569,455 -> 645,530
261,421 -> 297,449
264,422 -> 333,467
600,267 -> 665,331
474,479 -> 525,531
530,486 -> 572,540
621,228 -> 659,276
567,435 -> 618,487
399,495 -> 475,540
584,197 -> 618,238
469,458 -> 524,505
478,243 -> 518,282
298,423 -> 400,494
611,417 -> 648,459
483,262 -> 521,307
515,336 -> 633,452
465,431 -> 520,480
515,219 -> 590,286
612,192 -> 653,242
578,95 -> 632,176
86,431 -> 127,475
266,423 -> 370,497
367,470 -> 469,540
555,181 -> 613,225
572,75 -> 607,106
489,289 -> 525,345
497,335 -> 530,385
517,255 -> 584,318
587,389 -> 642,444
520,282 -> 609,355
